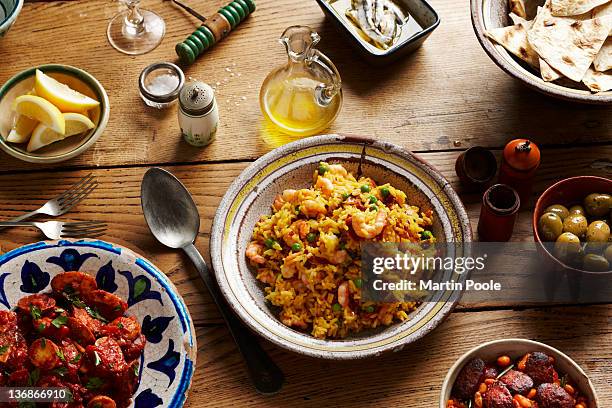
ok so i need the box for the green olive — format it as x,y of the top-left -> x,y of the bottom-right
554,232 -> 582,261
582,254 -> 610,272
562,214 -> 588,238
583,193 -> 612,217
586,220 -> 611,243
568,205 -> 585,216
604,245 -> 612,263
538,212 -> 563,241
544,204 -> 569,220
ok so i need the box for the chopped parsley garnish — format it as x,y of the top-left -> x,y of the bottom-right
117,322 -> 124,329
113,305 -> 122,312
30,304 -> 41,320
56,348 -> 65,361
27,368 -> 40,386
71,353 -> 82,364
86,377 -> 104,390
53,366 -> 68,377
133,362 -> 140,377
62,291 -> 108,322
51,315 -> 68,328
40,338 -> 46,348
0,345 -> 9,355
93,351 -> 101,366
54,308 -> 65,314
37,322 -> 46,332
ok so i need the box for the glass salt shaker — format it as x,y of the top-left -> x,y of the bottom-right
178,80 -> 219,147
139,62 -> 185,109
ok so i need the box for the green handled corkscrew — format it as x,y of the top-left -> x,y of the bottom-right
175,0 -> 256,65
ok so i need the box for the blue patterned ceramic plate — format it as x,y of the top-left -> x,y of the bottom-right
0,239 -> 196,408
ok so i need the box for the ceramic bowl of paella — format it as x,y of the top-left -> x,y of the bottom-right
210,134 -> 472,359
0,239 -> 196,408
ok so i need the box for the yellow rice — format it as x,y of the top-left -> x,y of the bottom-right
246,162 -> 435,339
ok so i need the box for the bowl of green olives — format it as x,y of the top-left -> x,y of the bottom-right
533,176 -> 612,274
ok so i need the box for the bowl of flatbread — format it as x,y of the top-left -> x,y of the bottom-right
471,0 -> 612,103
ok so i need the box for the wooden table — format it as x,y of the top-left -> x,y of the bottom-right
0,0 -> 611,406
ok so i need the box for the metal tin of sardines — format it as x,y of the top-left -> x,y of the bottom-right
178,81 -> 219,147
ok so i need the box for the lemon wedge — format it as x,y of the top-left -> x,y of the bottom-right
14,95 -> 65,135
6,115 -> 39,143
34,70 -> 99,113
27,113 -> 95,152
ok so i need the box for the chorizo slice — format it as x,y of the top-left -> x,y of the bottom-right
87,395 -> 117,408
121,333 -> 146,362
523,352 -> 558,385
67,317 -> 96,346
101,316 -> 141,342
72,307 -> 103,334
51,271 -> 98,298
452,357 -> 485,400
500,369 -> 534,395
0,310 -> 18,333
17,294 -> 56,315
87,337 -> 127,375
485,381 -> 513,408
87,290 -> 127,321
536,383 -> 574,408
29,337 -> 61,370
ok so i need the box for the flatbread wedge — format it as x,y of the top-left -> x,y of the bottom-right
592,2 -> 612,18
510,0 -> 528,18
527,3 -> 612,81
540,58 -> 563,80
582,66 -> 612,91
551,0 -> 610,17
486,22 -> 540,68
594,37 -> 612,71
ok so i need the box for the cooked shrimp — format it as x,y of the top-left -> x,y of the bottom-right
319,233 -> 348,265
272,189 -> 300,210
301,200 -> 326,217
280,252 -> 301,278
327,250 -> 348,265
294,220 -> 310,239
315,176 -> 334,196
328,164 -> 348,177
246,242 -> 266,265
282,229 -> 300,246
338,282 -> 349,308
352,209 -> 387,239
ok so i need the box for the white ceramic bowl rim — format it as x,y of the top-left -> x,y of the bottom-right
0,0 -> 23,31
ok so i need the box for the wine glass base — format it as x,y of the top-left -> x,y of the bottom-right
107,9 -> 166,55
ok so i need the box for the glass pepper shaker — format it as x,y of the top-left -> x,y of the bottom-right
498,139 -> 540,209
178,80 -> 219,147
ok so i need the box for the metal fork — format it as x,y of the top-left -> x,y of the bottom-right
3,174 -> 98,225
0,221 -> 107,240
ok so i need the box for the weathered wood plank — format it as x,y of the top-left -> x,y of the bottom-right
0,0 -> 610,171
186,305 -> 612,407
0,147 -> 609,323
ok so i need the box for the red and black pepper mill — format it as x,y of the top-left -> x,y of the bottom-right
498,139 -> 540,209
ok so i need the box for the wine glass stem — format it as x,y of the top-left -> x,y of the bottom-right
125,1 -> 145,35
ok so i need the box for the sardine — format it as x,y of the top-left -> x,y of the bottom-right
346,0 -> 403,49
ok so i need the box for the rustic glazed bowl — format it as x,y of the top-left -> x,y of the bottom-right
471,0 -> 612,104
0,0 -> 23,37
533,176 -> 612,275
0,64 -> 110,163
0,239 -> 196,408
439,339 -> 599,407
210,134 -> 472,359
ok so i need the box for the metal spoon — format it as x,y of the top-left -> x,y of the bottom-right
141,167 -> 284,395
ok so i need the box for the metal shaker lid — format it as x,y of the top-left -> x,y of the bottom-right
179,81 -> 215,116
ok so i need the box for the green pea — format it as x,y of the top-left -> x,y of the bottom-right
369,196 -> 378,204
318,163 -> 329,175
360,185 -> 371,193
420,230 -> 433,240
332,303 -> 342,312
365,306 -> 375,313
369,205 -> 378,212
353,278 -> 363,288
306,233 -> 317,243
380,187 -> 390,198
295,205 -> 300,214
264,238 -> 277,249
291,243 -> 302,252
342,193 -> 350,200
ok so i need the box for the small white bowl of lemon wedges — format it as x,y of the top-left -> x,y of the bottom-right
0,64 -> 109,163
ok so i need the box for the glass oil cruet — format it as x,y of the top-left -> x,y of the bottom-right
259,26 -> 343,137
